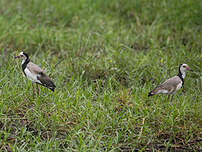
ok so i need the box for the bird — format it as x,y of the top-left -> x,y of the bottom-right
148,64 -> 191,102
15,51 -> 56,98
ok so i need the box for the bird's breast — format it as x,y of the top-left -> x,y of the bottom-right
24,68 -> 41,84
176,82 -> 183,91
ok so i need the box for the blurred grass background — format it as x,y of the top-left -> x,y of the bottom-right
0,0 -> 201,151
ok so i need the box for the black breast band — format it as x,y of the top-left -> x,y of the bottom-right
22,59 -> 30,76
177,72 -> 184,86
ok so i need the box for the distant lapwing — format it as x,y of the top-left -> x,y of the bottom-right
15,52 -> 56,98
148,64 -> 191,102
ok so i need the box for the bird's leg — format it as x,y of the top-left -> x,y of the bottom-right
167,95 -> 170,102
36,83 -> 39,95
170,95 -> 174,104
32,83 -> 35,98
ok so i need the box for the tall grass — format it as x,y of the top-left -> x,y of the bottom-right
0,0 -> 201,151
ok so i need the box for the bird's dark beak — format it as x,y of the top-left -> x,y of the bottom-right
15,55 -> 20,59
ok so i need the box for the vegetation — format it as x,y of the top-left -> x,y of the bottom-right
0,0 -> 201,151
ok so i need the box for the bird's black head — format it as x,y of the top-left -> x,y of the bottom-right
15,51 -> 29,59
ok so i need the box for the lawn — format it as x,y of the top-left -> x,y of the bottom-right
0,0 -> 201,151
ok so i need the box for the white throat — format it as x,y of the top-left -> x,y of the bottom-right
21,58 -> 27,65
181,71 -> 186,79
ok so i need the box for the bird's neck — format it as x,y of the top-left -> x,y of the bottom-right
21,58 -> 30,74
181,71 -> 185,79
177,69 -> 185,85
22,58 -> 29,65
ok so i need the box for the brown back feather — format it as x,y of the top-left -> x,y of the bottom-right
27,62 -> 56,91
26,62 -> 44,74
37,72 -> 56,91
149,76 -> 181,95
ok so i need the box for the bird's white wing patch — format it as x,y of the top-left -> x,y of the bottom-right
157,89 -> 168,94
24,68 -> 41,84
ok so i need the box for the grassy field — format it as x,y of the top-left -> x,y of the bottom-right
0,0 -> 201,151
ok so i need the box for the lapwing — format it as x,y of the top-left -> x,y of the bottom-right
15,52 -> 56,98
148,64 -> 191,102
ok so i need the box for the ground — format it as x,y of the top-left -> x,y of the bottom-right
0,0 -> 201,151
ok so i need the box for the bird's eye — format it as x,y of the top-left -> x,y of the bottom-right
183,65 -> 186,68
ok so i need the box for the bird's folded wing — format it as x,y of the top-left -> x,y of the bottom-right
161,76 -> 181,87
37,74 -> 56,88
26,62 -> 44,75
151,76 -> 181,94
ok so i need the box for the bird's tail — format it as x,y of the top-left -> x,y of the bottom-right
50,87 -> 55,92
148,91 -> 154,97
49,84 -> 56,92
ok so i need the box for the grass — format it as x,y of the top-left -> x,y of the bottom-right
0,0 -> 201,151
